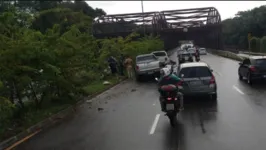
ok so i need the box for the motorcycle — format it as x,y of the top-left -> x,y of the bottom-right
195,55 -> 200,62
195,51 -> 200,62
155,68 -> 184,127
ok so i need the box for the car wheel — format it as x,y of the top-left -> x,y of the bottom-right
210,93 -> 217,101
136,74 -> 141,82
238,73 -> 243,80
247,73 -> 253,85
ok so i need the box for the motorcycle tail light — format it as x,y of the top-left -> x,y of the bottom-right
167,97 -> 172,101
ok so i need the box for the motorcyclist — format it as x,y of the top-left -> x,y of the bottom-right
195,47 -> 200,60
158,67 -> 184,112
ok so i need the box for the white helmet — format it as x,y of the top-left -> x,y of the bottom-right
160,67 -> 171,77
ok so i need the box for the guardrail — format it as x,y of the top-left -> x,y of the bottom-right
238,51 -> 266,56
207,49 -> 245,61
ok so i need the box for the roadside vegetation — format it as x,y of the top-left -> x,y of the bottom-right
222,5 -> 266,52
0,1 -> 164,141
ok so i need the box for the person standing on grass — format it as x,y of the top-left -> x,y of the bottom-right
108,56 -> 118,75
124,55 -> 133,78
119,54 -> 125,76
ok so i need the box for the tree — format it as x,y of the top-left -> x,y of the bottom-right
59,1 -> 106,18
0,7 -> 164,141
222,5 -> 266,50
250,37 -> 258,52
260,36 -> 266,52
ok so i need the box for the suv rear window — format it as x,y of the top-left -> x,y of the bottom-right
179,66 -> 212,78
137,55 -> 157,62
153,52 -> 166,56
180,53 -> 192,57
255,59 -> 266,65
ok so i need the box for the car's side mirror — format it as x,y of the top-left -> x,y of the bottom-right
210,69 -> 213,72
239,62 -> 243,66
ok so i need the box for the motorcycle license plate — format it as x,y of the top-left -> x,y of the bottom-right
166,104 -> 175,110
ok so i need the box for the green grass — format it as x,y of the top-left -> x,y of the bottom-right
0,103 -> 71,141
82,76 -> 121,95
0,76 -> 124,142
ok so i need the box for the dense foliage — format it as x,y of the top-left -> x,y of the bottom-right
0,2 -> 163,141
222,5 -> 266,52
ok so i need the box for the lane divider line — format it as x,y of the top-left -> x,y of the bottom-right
215,71 -> 222,76
233,85 -> 245,95
149,114 -> 160,135
152,103 -> 156,106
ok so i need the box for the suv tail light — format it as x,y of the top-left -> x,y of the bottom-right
209,75 -> 215,88
249,66 -> 256,72
167,97 -> 178,101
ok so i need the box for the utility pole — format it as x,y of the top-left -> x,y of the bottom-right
141,0 -> 145,35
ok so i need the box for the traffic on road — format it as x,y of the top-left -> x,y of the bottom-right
14,45 -> 266,150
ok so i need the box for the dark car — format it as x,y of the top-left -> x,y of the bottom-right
178,51 -> 193,64
238,56 -> 266,85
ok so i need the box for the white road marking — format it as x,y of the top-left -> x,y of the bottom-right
149,114 -> 160,135
152,103 -> 156,106
233,85 -> 245,95
215,71 -> 222,76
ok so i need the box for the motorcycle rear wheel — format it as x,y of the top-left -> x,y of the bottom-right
168,113 -> 177,127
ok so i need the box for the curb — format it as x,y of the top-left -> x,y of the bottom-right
0,78 -> 127,150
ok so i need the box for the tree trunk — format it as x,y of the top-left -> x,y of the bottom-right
13,80 -> 24,108
29,82 -> 39,108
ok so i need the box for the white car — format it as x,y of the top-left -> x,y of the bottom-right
188,48 -> 196,54
135,54 -> 161,81
199,48 -> 207,55
151,51 -> 170,64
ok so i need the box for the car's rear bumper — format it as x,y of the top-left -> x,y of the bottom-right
136,69 -> 160,75
251,74 -> 266,80
182,89 -> 216,97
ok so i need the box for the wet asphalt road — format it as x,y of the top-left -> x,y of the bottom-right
15,51 -> 266,150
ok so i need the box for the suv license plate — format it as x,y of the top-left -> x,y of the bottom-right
190,81 -> 201,85
166,104 -> 175,110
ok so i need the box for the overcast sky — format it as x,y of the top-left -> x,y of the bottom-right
87,1 -> 266,20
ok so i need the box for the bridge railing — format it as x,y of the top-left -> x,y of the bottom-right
92,7 -> 221,35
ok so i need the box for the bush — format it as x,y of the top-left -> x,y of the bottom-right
250,37 -> 258,52
256,38 -> 261,52
260,36 -> 266,53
